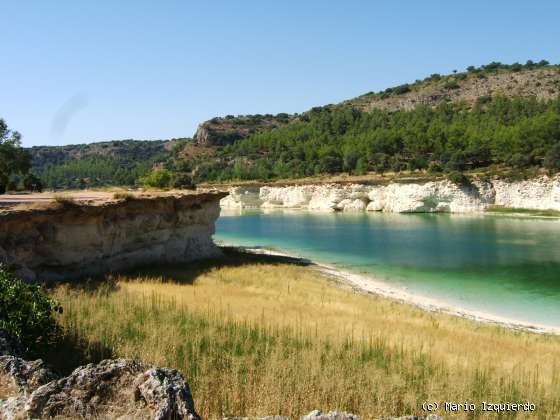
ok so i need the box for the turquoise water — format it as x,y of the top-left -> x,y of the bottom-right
215,210 -> 560,329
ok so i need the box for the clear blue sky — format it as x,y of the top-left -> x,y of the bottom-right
2,1 -> 559,147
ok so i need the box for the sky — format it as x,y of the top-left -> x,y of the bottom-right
1,1 -> 559,147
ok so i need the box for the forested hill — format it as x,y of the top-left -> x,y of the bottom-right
183,62 -> 560,182
29,139 -> 180,189
27,60 -> 560,189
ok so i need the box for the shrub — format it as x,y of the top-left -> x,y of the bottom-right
447,171 -> 471,186
0,264 -> 61,354
444,80 -> 460,90
393,84 -> 411,95
170,172 -> 195,189
140,168 -> 172,189
23,174 -> 43,192
427,161 -> 443,173
53,194 -> 79,208
113,192 -> 135,201
544,143 -> 560,172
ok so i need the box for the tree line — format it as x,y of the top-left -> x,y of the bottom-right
193,96 -> 560,182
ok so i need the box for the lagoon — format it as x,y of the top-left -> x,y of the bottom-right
215,210 -> 560,329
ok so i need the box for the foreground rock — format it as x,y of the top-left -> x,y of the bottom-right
221,175 -> 560,213
0,191 -> 226,282
0,357 -> 200,420
0,331 -> 23,358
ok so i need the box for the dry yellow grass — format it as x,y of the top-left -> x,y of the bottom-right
48,254 -> 560,419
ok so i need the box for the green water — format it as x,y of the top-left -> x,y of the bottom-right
215,209 -> 560,329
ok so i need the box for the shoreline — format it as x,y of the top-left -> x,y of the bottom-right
225,244 -> 560,336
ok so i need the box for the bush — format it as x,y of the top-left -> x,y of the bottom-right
544,143 -> 560,172
113,192 -> 135,201
23,174 -> 43,192
393,84 -> 411,95
53,194 -> 79,208
0,264 -> 61,354
140,168 -> 172,189
170,172 -> 195,189
447,171 -> 471,186
427,161 -> 443,173
444,80 -> 460,90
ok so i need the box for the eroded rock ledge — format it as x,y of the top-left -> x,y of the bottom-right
0,192 -> 226,282
220,176 -> 560,213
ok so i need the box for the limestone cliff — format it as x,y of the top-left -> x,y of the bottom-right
0,192 -> 226,282
220,176 -> 560,213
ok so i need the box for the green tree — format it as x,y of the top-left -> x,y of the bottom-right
140,168 -> 172,188
23,173 -> 43,192
0,119 -> 31,193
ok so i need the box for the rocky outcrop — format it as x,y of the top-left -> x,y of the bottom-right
0,356 -> 200,420
0,192 -> 226,282
345,67 -> 560,113
194,114 -> 296,147
220,176 -> 560,214
24,359 -> 199,420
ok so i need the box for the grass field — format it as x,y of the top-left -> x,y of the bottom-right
45,250 -> 560,419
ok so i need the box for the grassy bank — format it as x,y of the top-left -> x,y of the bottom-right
486,206 -> 560,218
46,251 -> 560,419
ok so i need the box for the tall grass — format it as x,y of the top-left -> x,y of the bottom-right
49,261 -> 560,419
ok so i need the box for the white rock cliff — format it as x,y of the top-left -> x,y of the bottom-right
220,176 -> 560,213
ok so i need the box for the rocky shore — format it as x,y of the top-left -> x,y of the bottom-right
220,176 -> 560,213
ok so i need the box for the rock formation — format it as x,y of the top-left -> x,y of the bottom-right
0,331 -> 200,420
0,192 -> 226,282
25,359 -> 199,420
220,176 -> 560,214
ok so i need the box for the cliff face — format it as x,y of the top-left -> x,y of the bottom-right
0,192 -> 226,282
194,114 -> 295,147
220,176 -> 560,213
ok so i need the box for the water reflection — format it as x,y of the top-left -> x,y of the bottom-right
215,210 -> 560,327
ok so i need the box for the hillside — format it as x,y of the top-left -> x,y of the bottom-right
29,139 -> 179,189
26,61 -> 560,188
345,61 -> 560,112
193,113 -> 297,147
